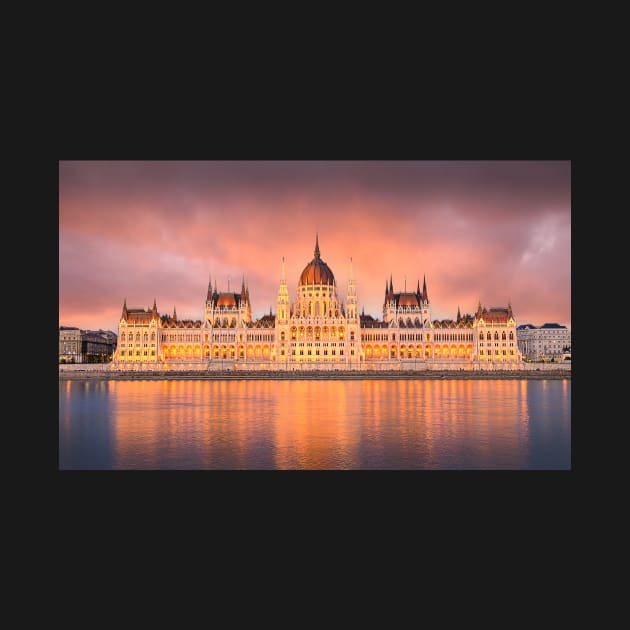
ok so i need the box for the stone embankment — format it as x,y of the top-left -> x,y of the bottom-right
59,368 -> 570,381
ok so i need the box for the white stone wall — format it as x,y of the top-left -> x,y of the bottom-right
517,326 -> 571,361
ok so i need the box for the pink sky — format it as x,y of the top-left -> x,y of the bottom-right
59,161 -> 571,332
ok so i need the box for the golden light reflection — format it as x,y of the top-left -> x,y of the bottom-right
88,378 -> 545,469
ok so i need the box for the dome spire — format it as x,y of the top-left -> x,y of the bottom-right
314,232 -> 320,259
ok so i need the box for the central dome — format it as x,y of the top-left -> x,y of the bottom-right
298,235 -> 335,286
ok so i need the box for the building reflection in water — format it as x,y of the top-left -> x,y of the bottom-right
60,378 -> 570,469
59,379 -> 571,469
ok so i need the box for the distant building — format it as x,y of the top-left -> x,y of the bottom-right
59,327 -> 117,363
516,323 -> 571,361
112,235 -> 523,370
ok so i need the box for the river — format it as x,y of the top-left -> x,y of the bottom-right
59,378 -> 570,469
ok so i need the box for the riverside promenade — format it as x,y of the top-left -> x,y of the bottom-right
59,364 -> 571,381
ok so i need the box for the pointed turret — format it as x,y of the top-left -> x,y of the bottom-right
207,275 -> 213,301
314,232 -> 320,259
385,280 -> 388,296
122,298 -> 128,320
173,305 -> 177,321
477,300 -> 483,317
417,279 -> 421,295
507,300 -> 513,319
457,305 -> 461,322
422,275 -> 428,303
389,274 -> 393,294
346,256 -> 358,321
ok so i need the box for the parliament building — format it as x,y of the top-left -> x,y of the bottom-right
112,236 -> 523,371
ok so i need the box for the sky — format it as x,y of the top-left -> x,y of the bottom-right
59,161 -> 571,332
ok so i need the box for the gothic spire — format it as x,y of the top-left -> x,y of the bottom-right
389,274 -> 393,294
122,297 -> 128,320
457,305 -> 461,322
314,232 -> 320,259
173,305 -> 177,321
422,275 -> 428,302
417,279 -> 420,295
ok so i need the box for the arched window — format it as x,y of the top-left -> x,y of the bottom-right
350,331 -> 355,341
502,331 -> 506,340
494,331 -> 499,340
479,332 -> 483,340
280,331 -> 285,341
509,331 -> 514,340
487,332 -> 491,340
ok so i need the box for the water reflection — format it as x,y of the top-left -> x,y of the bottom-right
59,379 -> 571,470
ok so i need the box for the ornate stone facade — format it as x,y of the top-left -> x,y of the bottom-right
112,236 -> 523,370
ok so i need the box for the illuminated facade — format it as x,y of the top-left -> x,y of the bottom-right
112,236 -> 522,370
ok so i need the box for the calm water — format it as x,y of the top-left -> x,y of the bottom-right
59,379 -> 571,470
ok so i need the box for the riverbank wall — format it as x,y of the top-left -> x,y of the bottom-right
59,364 -> 570,380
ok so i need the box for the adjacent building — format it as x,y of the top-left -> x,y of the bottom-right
59,327 -> 117,363
112,236 -> 523,371
516,323 -> 571,361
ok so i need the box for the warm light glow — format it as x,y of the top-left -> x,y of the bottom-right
59,161 -> 570,332
57,378 -> 553,469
